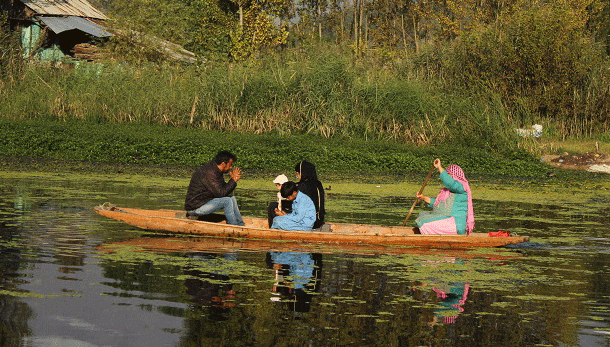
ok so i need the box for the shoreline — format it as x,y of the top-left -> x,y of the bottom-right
0,118 -> 607,180
0,118 -> 551,179
1,153 -> 605,185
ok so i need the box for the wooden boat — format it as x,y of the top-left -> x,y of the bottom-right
94,204 -> 529,249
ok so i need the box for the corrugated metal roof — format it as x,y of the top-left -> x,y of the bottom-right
22,0 -> 108,20
39,16 -> 112,37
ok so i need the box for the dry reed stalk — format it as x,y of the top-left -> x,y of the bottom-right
391,118 -> 401,138
402,127 -> 414,142
189,95 -> 198,125
70,101 -> 84,119
319,125 -> 332,138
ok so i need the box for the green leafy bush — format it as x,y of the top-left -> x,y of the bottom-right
0,118 -> 550,178
435,1 -> 610,136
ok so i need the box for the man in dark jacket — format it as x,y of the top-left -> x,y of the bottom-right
184,151 -> 245,225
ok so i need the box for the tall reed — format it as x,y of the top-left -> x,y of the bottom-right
0,42 -> 573,155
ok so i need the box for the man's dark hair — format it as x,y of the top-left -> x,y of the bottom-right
280,181 -> 298,198
213,151 -> 236,165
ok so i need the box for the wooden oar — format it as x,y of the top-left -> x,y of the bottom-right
402,165 -> 436,226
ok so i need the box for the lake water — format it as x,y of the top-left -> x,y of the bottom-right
1,170 -> 610,346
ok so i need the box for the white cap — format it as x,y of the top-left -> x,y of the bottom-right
273,174 -> 288,185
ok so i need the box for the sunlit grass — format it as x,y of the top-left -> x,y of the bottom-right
539,139 -> 610,155
0,49 -> 519,152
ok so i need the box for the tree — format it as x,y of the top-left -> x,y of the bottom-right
586,0 -> 610,54
326,0 -> 348,43
229,1 -> 289,60
445,0 -> 607,135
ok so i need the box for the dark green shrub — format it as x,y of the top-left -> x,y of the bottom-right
437,2 -> 609,136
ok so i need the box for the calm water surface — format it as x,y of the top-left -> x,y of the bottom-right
1,171 -> 610,346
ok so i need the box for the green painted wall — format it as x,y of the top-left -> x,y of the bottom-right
20,21 -> 65,61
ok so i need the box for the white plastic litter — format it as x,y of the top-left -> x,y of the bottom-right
516,124 -> 543,138
587,164 -> 610,174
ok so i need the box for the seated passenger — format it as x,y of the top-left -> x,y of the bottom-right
271,181 -> 316,231
294,160 -> 325,228
184,150 -> 244,226
267,174 -> 293,227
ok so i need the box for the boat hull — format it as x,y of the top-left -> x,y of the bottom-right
94,204 -> 529,249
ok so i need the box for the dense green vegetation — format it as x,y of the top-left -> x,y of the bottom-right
88,0 -> 610,138
0,118 -> 550,178
1,1 -> 609,178
0,47 -> 519,151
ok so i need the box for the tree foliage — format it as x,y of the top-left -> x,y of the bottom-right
229,1 -> 289,60
434,0 -> 609,135
99,0 -> 610,61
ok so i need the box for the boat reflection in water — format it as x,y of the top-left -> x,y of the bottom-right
265,252 -> 322,312
183,252 -> 238,321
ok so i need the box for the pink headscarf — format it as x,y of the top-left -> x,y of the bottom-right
434,164 -> 475,234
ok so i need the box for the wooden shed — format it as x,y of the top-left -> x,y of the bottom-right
1,0 -> 112,61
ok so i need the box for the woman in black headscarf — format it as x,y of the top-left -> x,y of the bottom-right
294,160 -> 325,228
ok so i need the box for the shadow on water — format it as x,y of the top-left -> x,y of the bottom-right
182,252 -> 238,322
503,242 -> 549,250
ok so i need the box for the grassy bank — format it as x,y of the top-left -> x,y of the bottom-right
0,118 -> 556,179
3,1 -> 610,149
0,52 -> 515,151
0,33 -> 536,156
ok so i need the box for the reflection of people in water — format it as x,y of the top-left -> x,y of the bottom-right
183,252 -> 237,321
266,252 -> 322,312
411,258 -> 470,326
430,283 -> 470,325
